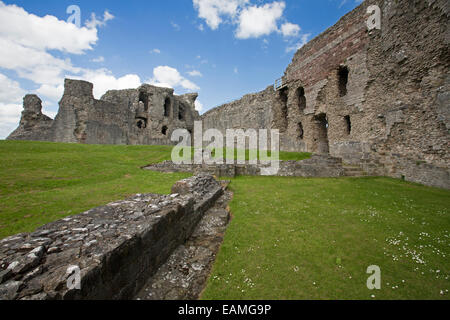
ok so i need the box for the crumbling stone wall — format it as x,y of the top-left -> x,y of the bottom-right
0,175 -> 223,300
201,86 -> 275,134
8,79 -> 200,146
7,95 -> 53,141
200,0 -> 449,188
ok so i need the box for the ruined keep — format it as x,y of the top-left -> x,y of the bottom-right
8,79 -> 200,145
7,0 -> 449,189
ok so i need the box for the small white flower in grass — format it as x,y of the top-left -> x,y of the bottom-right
371,294 -> 375,298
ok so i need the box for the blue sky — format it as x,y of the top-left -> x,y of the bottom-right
0,0 -> 362,138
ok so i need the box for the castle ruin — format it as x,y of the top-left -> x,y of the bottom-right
7,0 -> 449,188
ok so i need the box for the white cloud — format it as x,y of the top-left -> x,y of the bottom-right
234,67 -> 238,74
0,73 -> 25,104
75,69 -> 142,99
0,1 -> 98,54
0,102 -> 22,139
0,73 -> 25,139
85,10 -> 115,29
187,70 -> 203,77
0,37 -> 80,85
195,100 -> 204,112
91,56 -> 105,63
281,22 -> 300,37
149,66 -> 200,91
36,84 -> 64,102
150,48 -> 161,54
193,0 -> 248,30
236,2 -> 285,39
194,1 -> 306,42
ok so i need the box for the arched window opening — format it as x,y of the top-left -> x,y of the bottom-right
139,91 -> 149,112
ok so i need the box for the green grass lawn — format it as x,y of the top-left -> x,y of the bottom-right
0,140 -> 190,238
0,140 -> 449,299
201,176 -> 450,300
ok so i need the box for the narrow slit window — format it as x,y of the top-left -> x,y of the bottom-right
344,115 -> 351,134
338,66 -> 349,97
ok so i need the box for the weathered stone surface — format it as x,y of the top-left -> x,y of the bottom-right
0,175 -> 224,300
8,79 -> 200,146
136,188 -> 232,300
199,0 -> 449,189
7,95 -> 53,141
144,155 -> 348,178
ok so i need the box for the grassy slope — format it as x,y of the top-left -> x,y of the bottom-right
201,176 -> 450,300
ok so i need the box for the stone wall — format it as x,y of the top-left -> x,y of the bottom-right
7,95 -> 53,141
200,0 -> 449,189
7,79 -> 200,146
0,175 -> 223,300
201,86 -> 275,134
143,154 -> 347,178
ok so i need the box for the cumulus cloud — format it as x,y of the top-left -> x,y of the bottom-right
0,102 -> 22,139
193,0 -> 303,41
149,66 -> 200,91
150,48 -> 161,54
0,73 -> 24,138
74,69 -> 142,99
235,2 -> 285,39
0,2 -> 98,54
193,0 -> 248,30
281,22 -> 300,37
0,73 -> 25,104
36,84 -> 64,102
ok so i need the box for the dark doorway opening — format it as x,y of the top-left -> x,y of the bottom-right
162,126 -> 168,135
164,98 -> 171,117
338,66 -> 349,97
313,113 -> 329,154
297,87 -> 306,113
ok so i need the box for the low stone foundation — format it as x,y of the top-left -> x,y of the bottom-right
143,155 -> 353,178
0,174 -> 224,300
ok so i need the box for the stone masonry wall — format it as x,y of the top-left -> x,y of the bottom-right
0,175 -> 223,300
7,79 -> 200,146
200,0 -> 449,189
